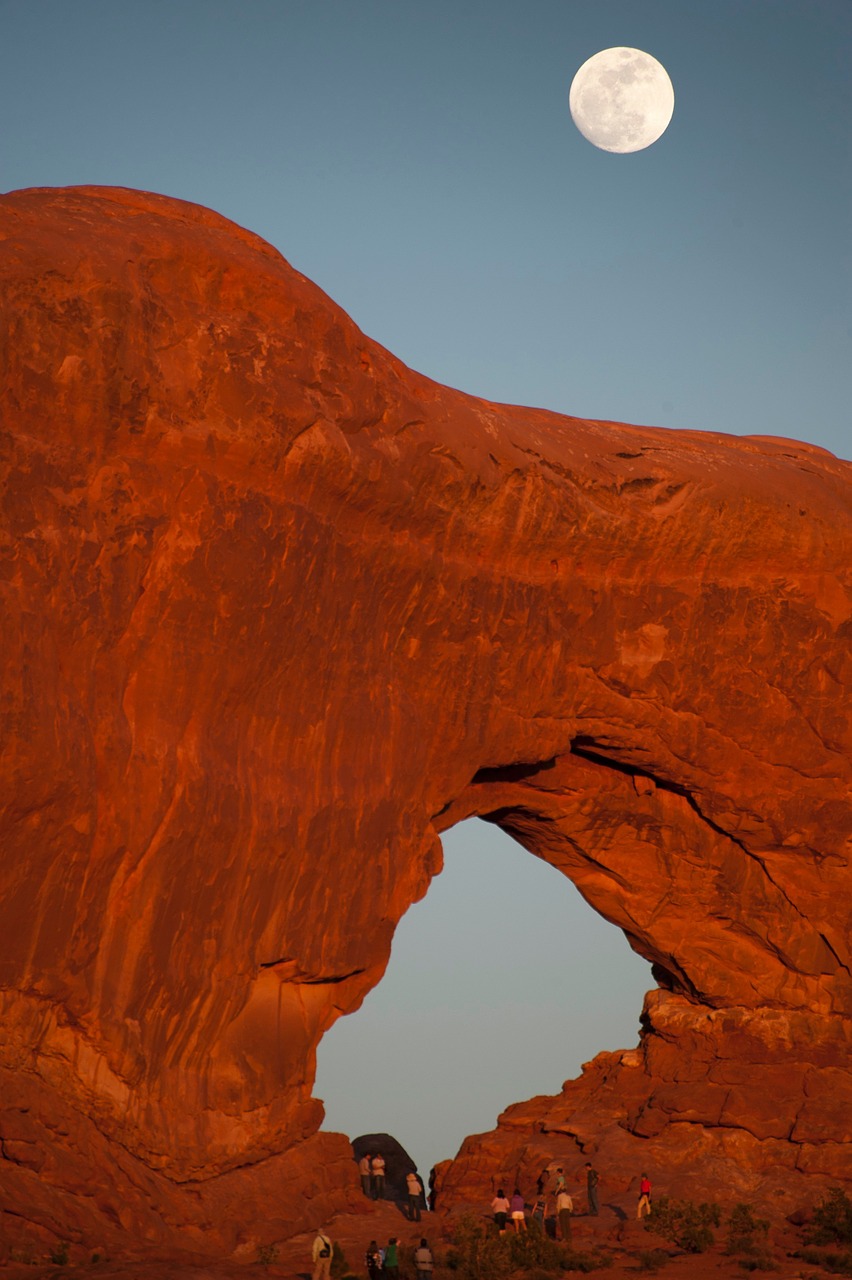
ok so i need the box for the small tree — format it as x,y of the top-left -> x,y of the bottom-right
726,1203 -> 770,1256
807,1188 -> 852,1247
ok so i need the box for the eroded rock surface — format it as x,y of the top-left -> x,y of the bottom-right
0,186 -> 850,1256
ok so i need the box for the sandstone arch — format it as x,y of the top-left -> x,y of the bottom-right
0,186 -> 849,1256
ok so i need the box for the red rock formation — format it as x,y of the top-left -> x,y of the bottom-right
0,186 -> 850,1257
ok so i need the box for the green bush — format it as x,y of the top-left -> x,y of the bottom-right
446,1214 -> 512,1280
643,1196 -> 721,1254
797,1243 -> 852,1275
726,1203 -> 770,1257
807,1188 -> 852,1246
257,1242 -> 279,1268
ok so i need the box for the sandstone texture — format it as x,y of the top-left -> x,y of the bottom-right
0,186 -> 850,1258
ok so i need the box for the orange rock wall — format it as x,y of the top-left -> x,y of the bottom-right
0,187 -> 850,1255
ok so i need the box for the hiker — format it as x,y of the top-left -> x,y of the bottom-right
359,1152 -> 372,1197
637,1172 -> 652,1219
556,1187 -> 574,1243
510,1187 -> 527,1233
365,1239 -> 383,1280
371,1152 -> 386,1200
312,1228 -> 333,1280
491,1187 -> 510,1234
585,1162 -> 599,1216
407,1169 -> 424,1221
384,1237 -> 400,1280
414,1237 -> 434,1280
553,1166 -> 566,1193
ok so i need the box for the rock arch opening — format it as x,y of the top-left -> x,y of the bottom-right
314,816 -> 651,1181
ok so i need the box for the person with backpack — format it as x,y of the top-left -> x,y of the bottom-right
414,1237 -> 433,1280
312,1228 -> 333,1280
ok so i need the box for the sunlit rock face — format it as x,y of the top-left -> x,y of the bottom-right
1,186 -> 850,1256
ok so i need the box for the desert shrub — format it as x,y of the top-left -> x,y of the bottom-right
446,1213 -> 512,1280
10,1245 -> 37,1264
644,1195 -> 721,1253
506,1216 -> 566,1272
726,1203 -> 770,1257
562,1248 -> 611,1272
48,1241 -> 70,1265
331,1241 -> 351,1279
636,1248 -> 669,1272
807,1188 -> 852,1246
796,1244 -> 852,1275
446,1213 -> 609,1278
257,1242 -> 279,1268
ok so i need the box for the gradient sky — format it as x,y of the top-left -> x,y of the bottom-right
2,0 -> 849,1182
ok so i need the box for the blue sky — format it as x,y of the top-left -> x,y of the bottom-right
2,0 -> 849,1180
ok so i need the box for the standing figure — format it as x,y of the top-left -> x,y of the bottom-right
365,1239 -> 383,1280
414,1238 -> 433,1280
371,1152 -> 386,1200
556,1188 -> 574,1243
359,1152 -> 372,1197
510,1188 -> 527,1233
491,1187 -> 510,1235
637,1173 -> 652,1219
312,1229 -> 333,1280
384,1237 -> 400,1280
407,1170 -> 423,1221
585,1162 -> 599,1216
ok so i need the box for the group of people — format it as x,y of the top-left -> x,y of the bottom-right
366,1236 -> 433,1280
489,1162 -> 653,1240
311,1159 -> 654,1280
359,1152 -> 387,1200
358,1152 -> 425,1221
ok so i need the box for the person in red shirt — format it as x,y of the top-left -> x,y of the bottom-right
637,1173 -> 652,1219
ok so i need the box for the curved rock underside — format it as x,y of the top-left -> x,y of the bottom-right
0,187 -> 850,1259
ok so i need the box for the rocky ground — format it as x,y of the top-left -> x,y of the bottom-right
0,1195 -> 836,1279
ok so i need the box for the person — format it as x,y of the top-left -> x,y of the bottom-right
553,1166 -> 566,1193
365,1239 -> 383,1280
585,1161 -> 599,1216
510,1188 -> 527,1233
556,1187 -> 573,1243
536,1166 -> 549,1198
637,1173 -> 652,1219
414,1237 -> 433,1280
312,1228 -> 333,1280
359,1152 -> 372,1197
383,1236 -> 400,1280
491,1187 -> 510,1234
407,1170 -> 423,1221
371,1152 -> 386,1200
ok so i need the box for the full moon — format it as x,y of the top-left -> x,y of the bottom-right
569,47 -> 674,154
